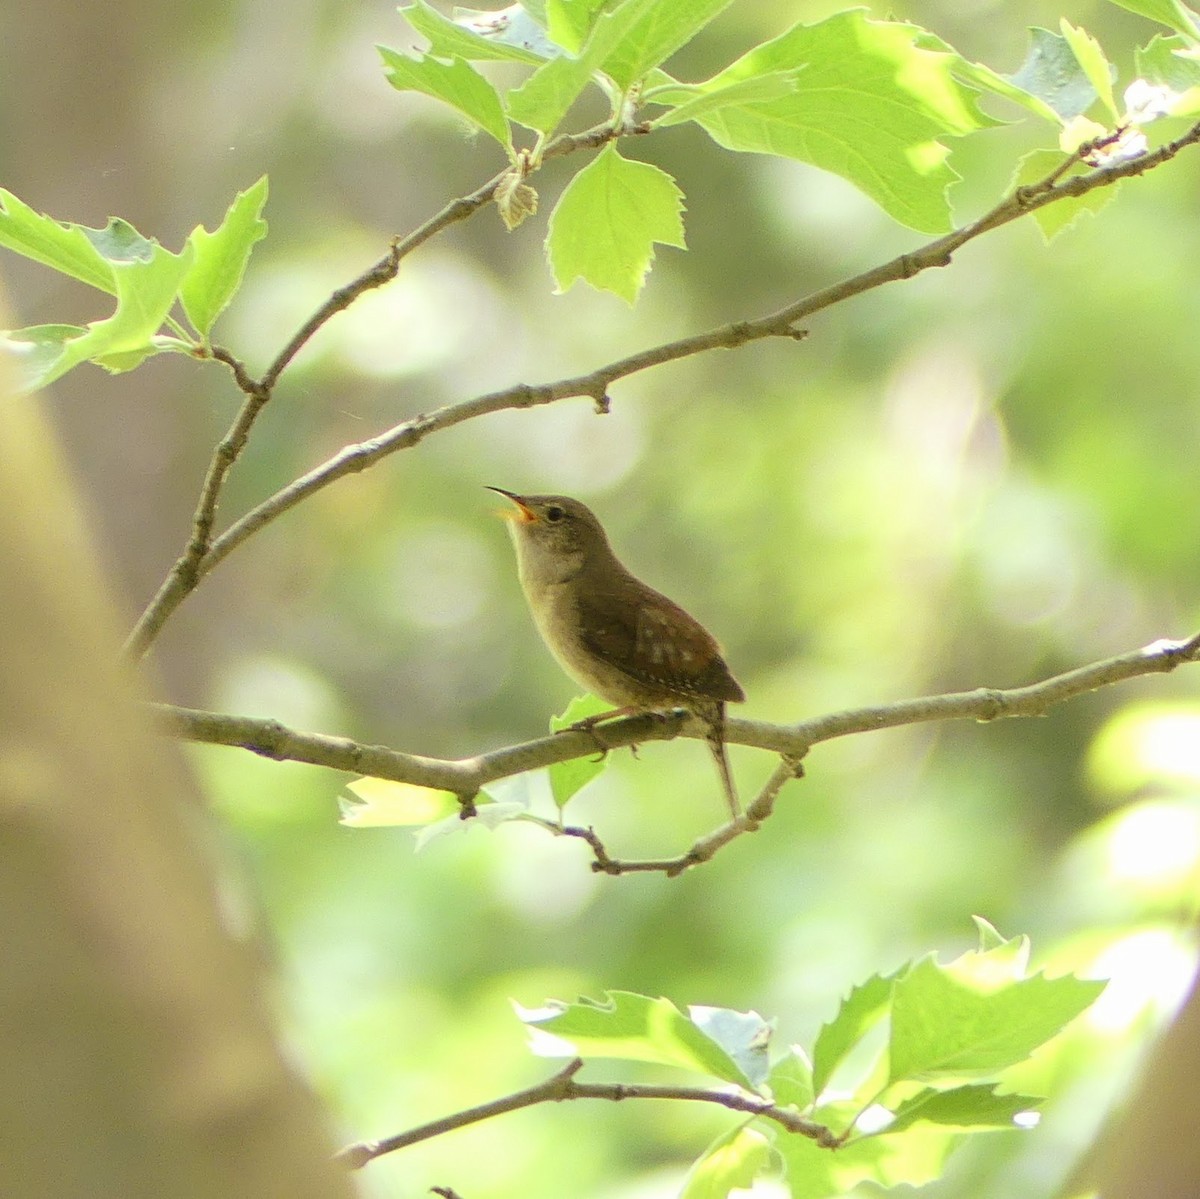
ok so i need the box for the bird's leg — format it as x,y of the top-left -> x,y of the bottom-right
564,704 -> 641,732
551,704 -> 638,760
557,704 -> 660,762
700,701 -> 740,819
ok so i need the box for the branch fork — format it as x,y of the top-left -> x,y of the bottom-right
155,628 -> 1200,876
122,117 -> 1200,662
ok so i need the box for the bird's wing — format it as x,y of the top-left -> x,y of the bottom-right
575,583 -> 744,703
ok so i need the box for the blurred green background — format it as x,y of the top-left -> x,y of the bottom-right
5,1 -> 1200,1195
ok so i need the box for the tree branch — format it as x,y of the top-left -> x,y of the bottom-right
123,120 -> 649,661
531,753 -> 805,876
334,1057 -> 835,1170
123,117 -> 1200,658
154,631 -> 1200,874
122,345 -> 274,658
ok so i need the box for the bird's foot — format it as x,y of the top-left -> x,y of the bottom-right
556,705 -> 660,762
555,717 -> 612,762
563,704 -> 636,734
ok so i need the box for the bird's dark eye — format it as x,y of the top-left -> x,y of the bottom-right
545,505 -> 565,522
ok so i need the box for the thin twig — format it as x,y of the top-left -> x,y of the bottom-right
253,121 -> 648,393
334,1060 -> 585,1169
122,352 -> 272,657
123,121 -> 645,661
538,753 -> 806,876
124,119 -> 1200,658
154,631 -> 1200,874
256,121 -> 646,393
334,1057 -> 835,1169
259,239 -> 405,390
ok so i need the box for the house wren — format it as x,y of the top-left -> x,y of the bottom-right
488,487 -> 745,817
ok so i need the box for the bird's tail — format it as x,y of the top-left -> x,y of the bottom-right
705,701 -> 740,819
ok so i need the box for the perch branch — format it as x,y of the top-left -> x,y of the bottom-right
155,631 -> 1200,874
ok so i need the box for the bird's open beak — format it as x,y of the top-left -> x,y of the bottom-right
485,486 -> 538,523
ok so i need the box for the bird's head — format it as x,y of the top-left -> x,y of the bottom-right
487,488 -> 612,584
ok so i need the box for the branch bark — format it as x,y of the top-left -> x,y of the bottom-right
155,631 -> 1200,788
123,116 -> 1200,659
0,327 -> 353,1199
121,121 -> 647,660
334,1057 -> 835,1170
153,631 -> 1200,874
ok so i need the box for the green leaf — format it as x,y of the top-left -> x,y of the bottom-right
4,243 -> 193,391
453,4 -> 560,59
506,52 -> 596,134
767,1046 -> 814,1112
518,991 -> 752,1086
1136,32 -> 1200,105
1106,0 -> 1200,40
0,192 -> 122,293
0,324 -> 88,390
680,1125 -> 771,1199
340,777 -> 460,826
888,949 -> 1105,1084
687,12 -> 994,234
547,693 -> 612,808
651,71 -> 800,128
969,924 -> 1031,972
400,0 -> 550,63
768,1130 -> 842,1199
773,1117 -> 958,1199
812,970 -> 898,1096
545,0 -> 610,54
180,176 -> 268,338
82,218 -> 156,264
883,1084 -> 1042,1135
953,63 -> 1060,123
509,0 -> 736,132
546,144 -> 684,302
91,345 -> 162,374
972,916 -> 1009,953
590,0 -> 736,90
689,1005 -> 773,1089
378,46 -> 513,149
912,32 -> 1062,123
1060,19 -> 1119,120
1011,147 -> 1121,242
836,1123 -> 961,1188
1009,27 -> 1100,121
86,246 -> 194,358
547,692 -> 613,732
412,797 -> 530,851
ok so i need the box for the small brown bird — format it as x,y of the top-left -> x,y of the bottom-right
488,487 -> 745,817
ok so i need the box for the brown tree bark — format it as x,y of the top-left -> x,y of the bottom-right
0,339 -> 353,1198
1069,970 -> 1200,1199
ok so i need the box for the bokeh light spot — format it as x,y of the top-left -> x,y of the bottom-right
1088,701 -> 1200,799
1084,929 -> 1196,1035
